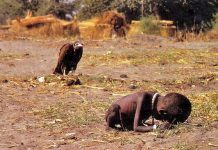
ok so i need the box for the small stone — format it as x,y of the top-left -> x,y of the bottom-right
23,79 -> 28,82
50,91 -> 55,94
63,133 -> 77,140
106,51 -> 112,55
159,61 -> 167,66
23,53 -> 30,56
48,82 -> 56,86
66,80 -> 75,86
30,84 -> 36,88
78,73 -> 83,76
2,79 -> 8,83
104,76 -> 109,79
120,74 -> 128,78
129,84 -> 137,89
40,59 -> 46,62
55,119 -> 63,123
209,63 -> 217,66
8,63 -> 15,67
38,77 -> 45,83
156,134 -> 165,139
75,79 -> 81,85
66,79 -> 81,86
195,61 -> 204,64
33,76 -> 37,80
196,123 -> 203,127
56,140 -> 67,146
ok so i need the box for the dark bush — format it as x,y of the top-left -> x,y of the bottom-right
113,0 -> 141,23
46,2 -> 75,20
157,0 -> 218,32
78,0 -> 114,20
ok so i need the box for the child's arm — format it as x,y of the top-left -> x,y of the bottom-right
133,94 -> 155,132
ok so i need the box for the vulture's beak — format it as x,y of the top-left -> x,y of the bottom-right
75,43 -> 83,49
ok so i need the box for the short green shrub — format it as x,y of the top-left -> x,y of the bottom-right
140,16 -> 161,35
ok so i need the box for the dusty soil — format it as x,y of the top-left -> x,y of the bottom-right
0,34 -> 218,150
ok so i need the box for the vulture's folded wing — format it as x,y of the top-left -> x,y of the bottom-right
53,43 -> 74,74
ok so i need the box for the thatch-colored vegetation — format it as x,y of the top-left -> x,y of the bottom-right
79,11 -> 130,39
7,11 -> 80,37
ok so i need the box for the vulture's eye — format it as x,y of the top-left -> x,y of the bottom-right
74,42 -> 83,48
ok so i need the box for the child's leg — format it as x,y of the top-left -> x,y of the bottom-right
105,104 -> 123,130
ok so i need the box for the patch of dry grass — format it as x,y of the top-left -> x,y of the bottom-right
173,142 -> 197,150
83,49 -> 218,67
33,98 -> 111,131
0,53 -> 27,60
155,72 -> 218,89
30,73 -> 217,133
189,91 -> 218,122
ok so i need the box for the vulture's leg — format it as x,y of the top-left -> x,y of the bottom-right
68,64 -> 76,75
62,67 -> 67,76
61,64 -> 67,76
68,70 -> 75,75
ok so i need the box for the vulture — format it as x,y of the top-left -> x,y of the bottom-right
53,41 -> 83,75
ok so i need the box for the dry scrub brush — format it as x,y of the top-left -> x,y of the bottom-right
9,14 -> 80,37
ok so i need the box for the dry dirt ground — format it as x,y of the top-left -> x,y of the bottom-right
0,33 -> 218,150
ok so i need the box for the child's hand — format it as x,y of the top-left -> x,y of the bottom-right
152,124 -> 158,130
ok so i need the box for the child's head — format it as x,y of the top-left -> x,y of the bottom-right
157,93 -> 192,124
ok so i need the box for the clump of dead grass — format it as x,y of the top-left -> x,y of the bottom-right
175,30 -> 213,42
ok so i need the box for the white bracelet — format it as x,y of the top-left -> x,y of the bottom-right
153,124 -> 157,130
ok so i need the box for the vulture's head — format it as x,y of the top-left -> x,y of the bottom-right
73,41 -> 83,52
